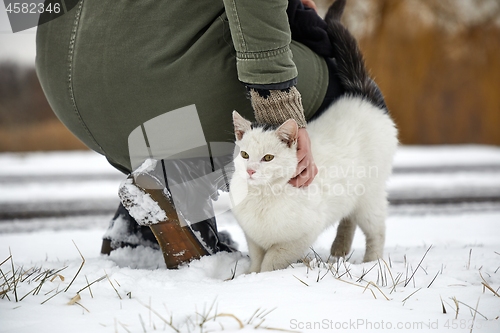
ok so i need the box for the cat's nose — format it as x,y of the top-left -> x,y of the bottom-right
247,169 -> 256,177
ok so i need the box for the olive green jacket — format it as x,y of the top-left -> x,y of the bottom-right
36,0 -> 328,172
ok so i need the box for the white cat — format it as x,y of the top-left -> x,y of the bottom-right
229,0 -> 398,273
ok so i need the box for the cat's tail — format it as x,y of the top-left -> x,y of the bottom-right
325,0 -> 387,110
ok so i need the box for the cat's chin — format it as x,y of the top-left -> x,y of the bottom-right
246,177 -> 268,187
246,176 -> 292,188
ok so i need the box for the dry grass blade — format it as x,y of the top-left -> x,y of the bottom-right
84,275 -> 93,298
214,313 -> 244,329
452,297 -> 460,319
118,321 -> 131,333
342,259 -> 353,279
43,287 -> 57,296
402,288 -> 422,304
377,259 -> 385,286
470,298 -> 480,333
138,314 -> 147,333
336,277 -> 377,299
261,328 -> 298,332
390,272 -> 405,294
427,271 -> 440,288
41,289 -> 64,304
0,255 -> 12,268
379,258 -> 396,289
456,300 -> 488,320
0,267 -> 9,289
309,247 -> 325,267
139,300 -> 180,333
479,271 -> 500,297
332,258 -> 353,280
356,263 -> 377,283
68,293 -> 81,305
365,281 -> 390,301
256,307 -> 277,322
64,240 -> 85,292
247,308 -> 260,325
9,249 -> 18,302
34,266 -> 67,296
225,261 -> 238,281
50,274 -> 64,282
76,275 -> 106,295
467,249 -> 472,270
293,275 -> 309,287
21,267 -> 38,283
320,268 -> 330,281
19,285 -> 40,301
196,298 -> 218,326
440,296 -> 447,314
0,289 -> 10,299
105,272 -> 122,300
404,245 -> 432,287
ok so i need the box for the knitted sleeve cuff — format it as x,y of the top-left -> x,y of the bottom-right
249,86 -> 307,128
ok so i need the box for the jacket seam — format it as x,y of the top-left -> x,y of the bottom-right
67,0 -> 105,153
236,45 -> 291,60
228,0 -> 247,52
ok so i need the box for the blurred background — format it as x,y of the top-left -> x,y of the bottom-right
0,0 -> 499,152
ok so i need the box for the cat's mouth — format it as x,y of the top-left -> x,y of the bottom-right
246,173 -> 266,185
247,174 -> 259,182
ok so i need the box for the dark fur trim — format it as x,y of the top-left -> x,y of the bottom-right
251,122 -> 280,132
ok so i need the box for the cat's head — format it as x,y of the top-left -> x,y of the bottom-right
232,111 -> 299,186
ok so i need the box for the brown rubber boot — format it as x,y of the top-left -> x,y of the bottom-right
118,167 -> 210,269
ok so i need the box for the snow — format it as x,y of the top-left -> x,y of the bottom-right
388,173 -> 500,198
119,178 -> 167,226
0,151 -> 120,176
392,145 -> 500,168
0,147 -> 499,333
0,180 -> 120,203
134,158 -> 158,175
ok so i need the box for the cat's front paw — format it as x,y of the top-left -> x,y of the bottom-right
260,258 -> 290,272
362,251 -> 382,263
330,244 -> 351,258
247,262 -> 262,274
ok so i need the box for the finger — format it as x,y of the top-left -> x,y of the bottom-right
297,152 -> 306,163
296,146 -> 307,162
289,173 -> 307,187
293,157 -> 309,178
294,163 -> 318,187
290,166 -> 312,187
301,0 -> 318,12
302,165 -> 318,187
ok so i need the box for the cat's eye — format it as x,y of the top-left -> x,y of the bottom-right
262,154 -> 274,162
240,151 -> 249,159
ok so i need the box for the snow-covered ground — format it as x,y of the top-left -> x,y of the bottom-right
0,146 -> 499,333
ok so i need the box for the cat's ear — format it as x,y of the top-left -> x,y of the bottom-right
276,119 -> 299,147
233,111 -> 252,141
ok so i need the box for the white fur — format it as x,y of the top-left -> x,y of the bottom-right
230,96 -> 398,273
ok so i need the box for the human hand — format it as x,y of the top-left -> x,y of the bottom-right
289,128 -> 318,187
301,0 -> 318,12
